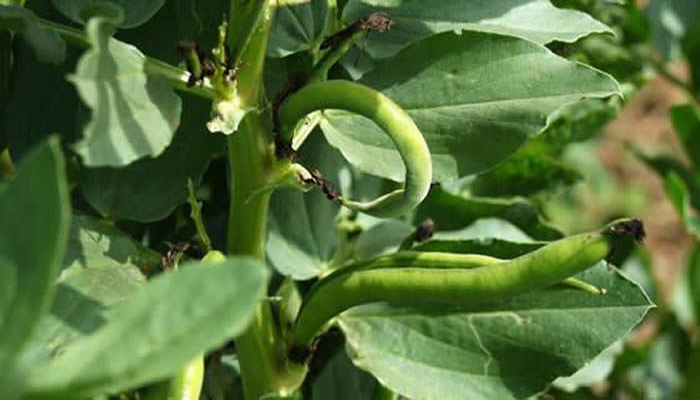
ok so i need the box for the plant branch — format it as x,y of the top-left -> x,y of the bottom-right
37,18 -> 216,99
186,179 -> 212,253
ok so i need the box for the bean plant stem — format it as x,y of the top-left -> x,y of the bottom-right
225,3 -> 302,400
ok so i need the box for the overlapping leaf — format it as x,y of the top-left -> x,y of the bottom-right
322,31 -> 620,182
50,0 -> 165,28
70,10 -> 182,167
26,258 -> 268,397
267,132 -> 342,280
0,138 -> 70,376
416,188 -> 562,241
20,214 -> 159,366
79,96 -> 223,222
268,0 -> 330,57
342,0 -> 612,59
2,40 -> 81,161
0,5 -> 66,64
339,264 -> 652,400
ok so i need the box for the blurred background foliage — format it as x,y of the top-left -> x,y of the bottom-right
502,0 -> 700,398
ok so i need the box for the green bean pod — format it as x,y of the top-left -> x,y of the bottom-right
278,80 -> 432,218
291,219 -> 643,347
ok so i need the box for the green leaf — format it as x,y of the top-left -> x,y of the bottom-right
79,96 -> 223,222
339,264 -> 652,400
415,187 -> 562,241
669,103 -> 700,167
664,172 -> 700,238
267,132 -> 342,280
26,257 -> 268,397
0,138 -> 70,371
309,347 -> 378,400
268,0 -> 330,58
353,220 -> 413,260
0,5 -> 66,64
322,31 -> 620,182
50,0 -> 166,28
552,341 -> 623,392
646,0 -> 700,60
535,97 -> 620,154
624,317 -> 690,400
342,0 -> 612,59
2,40 -> 81,161
469,150 -> 581,197
70,12 -> 182,167
20,213 -> 159,365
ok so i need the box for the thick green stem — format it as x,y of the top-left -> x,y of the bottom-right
225,2 -> 305,399
226,116 -> 270,259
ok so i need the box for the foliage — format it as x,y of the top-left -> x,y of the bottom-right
0,1 -> 680,400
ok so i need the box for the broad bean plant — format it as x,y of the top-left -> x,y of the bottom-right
0,1 -> 655,400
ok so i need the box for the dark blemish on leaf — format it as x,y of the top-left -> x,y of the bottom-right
415,218 -> 435,242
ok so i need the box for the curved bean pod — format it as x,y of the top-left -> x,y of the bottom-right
278,80 -> 432,218
291,219 -> 643,347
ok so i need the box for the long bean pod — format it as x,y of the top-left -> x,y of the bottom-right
278,80 -> 432,218
291,219 -> 643,347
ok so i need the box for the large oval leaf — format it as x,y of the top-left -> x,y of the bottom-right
268,0 -> 330,57
20,214 -> 159,366
0,5 -> 66,64
79,96 -> 223,222
342,0 -> 612,59
0,138 -> 70,375
50,0 -> 165,28
267,132 -> 342,280
415,187 -> 562,241
339,264 -> 652,400
26,257 -> 268,397
321,31 -> 620,182
1,40 -> 81,161
70,14 -> 182,167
